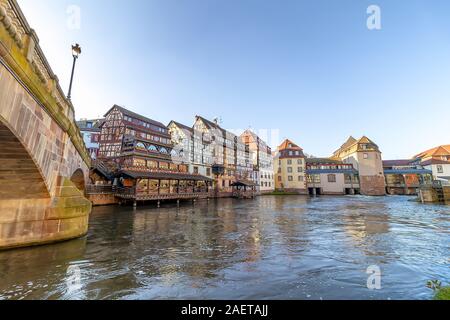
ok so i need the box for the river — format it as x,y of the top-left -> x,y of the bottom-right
0,195 -> 448,300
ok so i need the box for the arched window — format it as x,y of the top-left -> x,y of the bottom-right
148,145 -> 158,152
160,147 -> 168,154
136,142 -> 146,150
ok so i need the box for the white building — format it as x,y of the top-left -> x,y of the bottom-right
167,120 -> 213,179
414,145 -> 450,183
77,119 -> 103,160
241,130 -> 275,194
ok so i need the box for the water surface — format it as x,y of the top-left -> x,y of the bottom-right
0,196 -> 448,300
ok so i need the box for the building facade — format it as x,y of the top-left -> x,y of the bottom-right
306,158 -> 360,195
382,160 -> 433,195
332,136 -> 386,196
241,130 -> 275,194
97,106 -> 212,204
193,117 -> 236,195
274,139 -> 307,194
77,119 -> 104,159
414,145 -> 450,182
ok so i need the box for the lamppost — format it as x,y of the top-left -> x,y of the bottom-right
67,43 -> 81,101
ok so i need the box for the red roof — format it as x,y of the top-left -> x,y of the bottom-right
278,139 -> 303,151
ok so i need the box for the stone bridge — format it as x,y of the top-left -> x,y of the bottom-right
0,0 -> 92,249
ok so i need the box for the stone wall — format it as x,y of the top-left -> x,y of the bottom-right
87,194 -> 118,206
0,0 -> 92,249
359,175 -> 386,196
0,63 -> 89,197
0,177 -> 91,250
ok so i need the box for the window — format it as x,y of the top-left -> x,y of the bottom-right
206,168 -> 211,176
298,176 -> 304,182
133,158 -> 146,167
297,167 -> 303,173
159,162 -> 169,170
287,167 -> 293,173
278,176 -> 282,182
148,145 -> 158,152
297,159 -> 303,165
437,165 -> 444,174
328,174 -> 337,183
288,176 -> 293,182
287,160 -> 292,165
194,167 -> 199,174
147,160 -> 158,169
363,153 -> 369,159
136,142 -> 146,150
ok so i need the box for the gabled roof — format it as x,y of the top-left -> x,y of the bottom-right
195,116 -> 238,139
415,145 -> 450,159
341,136 -> 357,150
278,139 -> 303,151
420,159 -> 450,166
358,136 -> 378,147
105,105 -> 167,129
168,120 -> 193,133
195,116 -> 226,135
334,135 -> 380,155
77,118 -> 104,131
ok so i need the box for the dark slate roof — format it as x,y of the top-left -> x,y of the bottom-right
105,105 -> 167,129
306,169 -> 358,175
231,179 -> 256,187
383,160 -> 414,167
306,158 -> 343,165
384,169 -> 432,175
77,119 -> 104,132
120,170 -> 213,181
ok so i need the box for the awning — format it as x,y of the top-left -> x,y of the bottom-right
231,179 -> 256,187
120,170 -> 213,182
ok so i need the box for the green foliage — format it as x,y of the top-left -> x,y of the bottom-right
427,280 -> 450,300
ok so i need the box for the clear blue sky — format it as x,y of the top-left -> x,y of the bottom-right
19,0 -> 450,159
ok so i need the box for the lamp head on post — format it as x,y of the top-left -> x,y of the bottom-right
67,43 -> 82,101
72,43 -> 82,59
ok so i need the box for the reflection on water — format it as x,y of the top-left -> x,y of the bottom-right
0,196 -> 448,300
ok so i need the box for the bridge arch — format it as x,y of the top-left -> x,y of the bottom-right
0,119 -> 50,200
70,169 -> 86,193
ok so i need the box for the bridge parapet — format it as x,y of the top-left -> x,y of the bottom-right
0,0 -> 90,166
0,0 -> 92,250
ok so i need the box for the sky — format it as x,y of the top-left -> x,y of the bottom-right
18,0 -> 450,159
